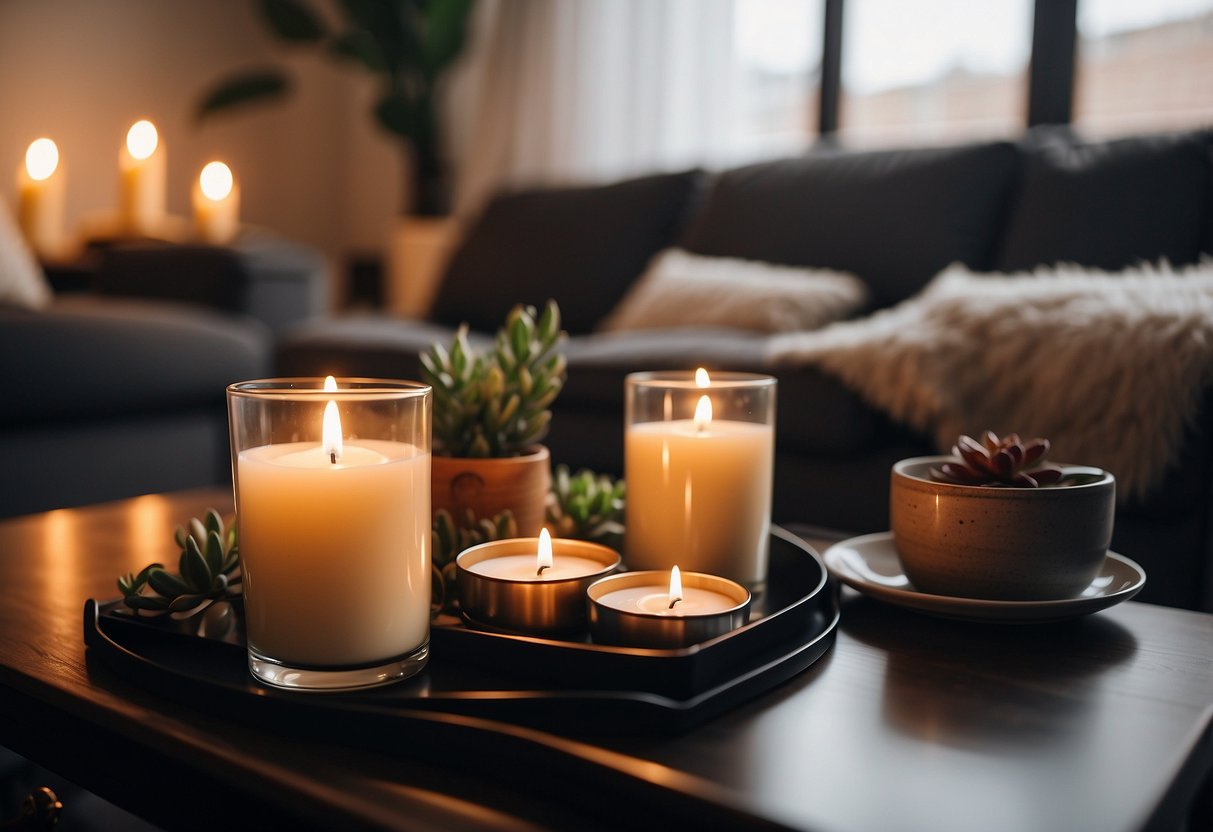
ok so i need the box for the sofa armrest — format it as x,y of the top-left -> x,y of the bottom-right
93,234 -> 330,332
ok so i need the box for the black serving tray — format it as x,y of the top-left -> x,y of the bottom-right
85,526 -> 837,736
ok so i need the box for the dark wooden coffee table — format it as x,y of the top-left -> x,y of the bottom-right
0,489 -> 1209,831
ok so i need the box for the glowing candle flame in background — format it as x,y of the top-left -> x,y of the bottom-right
126,120 -> 158,161
25,138 -> 58,181
199,161 -> 233,201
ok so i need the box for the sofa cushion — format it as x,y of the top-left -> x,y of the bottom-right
275,315 -> 486,381
679,140 -> 1018,309
598,248 -> 868,334
0,295 -> 270,425
995,130 -> 1210,272
0,200 -> 51,310
431,169 -> 704,336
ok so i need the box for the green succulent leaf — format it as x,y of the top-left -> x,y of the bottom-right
421,302 -> 566,457
204,530 -> 225,578
181,536 -> 214,592
205,509 -> 223,537
147,568 -> 190,599
168,593 -> 209,613
125,595 -> 170,612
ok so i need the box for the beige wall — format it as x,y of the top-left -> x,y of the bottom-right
0,0 -> 403,280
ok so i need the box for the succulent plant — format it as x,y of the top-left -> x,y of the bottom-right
931,431 -> 1065,487
118,508 -> 242,619
546,464 -> 625,551
431,507 -> 518,616
420,300 -> 566,458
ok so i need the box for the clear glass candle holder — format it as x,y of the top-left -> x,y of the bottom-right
624,371 -> 776,590
227,378 -> 431,691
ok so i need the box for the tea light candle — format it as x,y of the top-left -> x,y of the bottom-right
192,160 -> 240,244
119,119 -> 166,236
229,376 -> 432,691
587,567 -> 751,648
16,138 -> 66,258
625,369 -> 776,589
457,531 -> 621,635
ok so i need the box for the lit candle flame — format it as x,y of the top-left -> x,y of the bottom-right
694,394 -> 712,432
536,528 -> 553,576
199,161 -> 233,202
323,375 -> 338,392
322,401 -> 343,464
126,120 -> 159,161
695,368 -> 710,388
25,138 -> 59,181
668,565 -> 683,609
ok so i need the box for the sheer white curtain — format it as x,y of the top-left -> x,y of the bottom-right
452,0 -> 740,215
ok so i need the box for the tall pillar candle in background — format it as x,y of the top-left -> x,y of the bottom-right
119,119 -> 165,236
16,138 -> 65,258
624,370 -> 776,589
192,161 -> 240,244
228,377 -> 432,691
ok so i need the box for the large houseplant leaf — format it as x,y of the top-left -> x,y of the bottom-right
195,69 -> 291,121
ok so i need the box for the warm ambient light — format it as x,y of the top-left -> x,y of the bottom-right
199,161 -> 233,202
25,138 -> 59,181
695,367 -> 710,388
126,120 -> 158,161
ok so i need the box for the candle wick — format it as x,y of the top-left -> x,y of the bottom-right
668,597 -> 681,610
536,565 -> 549,577
329,452 -> 337,465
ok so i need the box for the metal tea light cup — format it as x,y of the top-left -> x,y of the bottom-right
587,570 -> 751,649
456,537 -> 621,635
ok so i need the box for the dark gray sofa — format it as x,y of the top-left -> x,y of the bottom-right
0,236 -> 328,518
278,127 -> 1213,612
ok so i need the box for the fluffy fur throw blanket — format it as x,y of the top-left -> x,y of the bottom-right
767,261 -> 1213,502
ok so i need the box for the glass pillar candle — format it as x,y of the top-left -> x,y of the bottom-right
587,568 -> 751,648
227,377 -> 431,691
456,530 -> 621,635
624,370 -> 776,589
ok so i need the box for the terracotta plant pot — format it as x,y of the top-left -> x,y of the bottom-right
890,456 -> 1115,601
431,445 -> 551,537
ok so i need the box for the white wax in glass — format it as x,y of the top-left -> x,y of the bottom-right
237,439 -> 430,667
595,585 -> 738,616
468,554 -> 607,581
625,418 -> 773,585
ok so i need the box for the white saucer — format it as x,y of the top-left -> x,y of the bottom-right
823,532 -> 1146,623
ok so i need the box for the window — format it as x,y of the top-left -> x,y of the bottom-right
1074,0 -> 1213,135
733,0 -> 824,159
837,0 -> 1033,147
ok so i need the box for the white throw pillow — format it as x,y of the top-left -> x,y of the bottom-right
599,248 -> 868,334
0,201 -> 51,309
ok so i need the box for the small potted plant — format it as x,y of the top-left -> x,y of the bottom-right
890,431 -> 1115,600
546,464 -> 626,554
420,300 -> 566,535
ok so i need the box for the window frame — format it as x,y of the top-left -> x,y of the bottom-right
817,0 -> 1078,136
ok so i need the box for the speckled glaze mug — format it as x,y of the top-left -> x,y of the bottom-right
890,457 -> 1115,601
